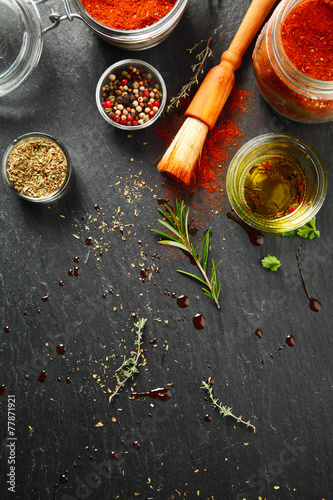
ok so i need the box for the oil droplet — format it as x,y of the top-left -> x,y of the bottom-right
41,295 -> 49,302
193,313 -> 206,330
56,344 -> 66,355
133,441 -> 140,450
0,385 -> 6,395
59,281 -> 64,287
227,212 -> 264,246
59,474 -> 68,484
297,251 -> 322,312
86,237 -> 93,245
68,269 -> 73,276
177,295 -> 190,308
286,335 -> 295,347
74,256 -> 80,263
310,298 -> 322,312
109,452 -> 117,461
204,414 -> 211,423
65,377 -> 71,384
74,267 -> 80,277
131,388 -> 171,401
4,326 -> 10,333
38,370 -> 47,383
140,268 -> 147,278
188,225 -> 198,236
149,338 -> 158,345
94,204 -> 100,211
25,375 -> 29,380
37,309 -> 42,315
157,198 -> 169,205
255,329 -> 263,339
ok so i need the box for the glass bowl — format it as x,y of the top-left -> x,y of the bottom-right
226,133 -> 327,233
72,0 -> 188,50
96,59 -> 167,130
2,132 -> 72,203
0,0 -> 43,98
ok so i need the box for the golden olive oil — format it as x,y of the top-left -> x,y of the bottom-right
243,154 -> 307,218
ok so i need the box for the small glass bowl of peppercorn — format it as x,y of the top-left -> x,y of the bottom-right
2,132 -> 72,203
96,59 -> 167,130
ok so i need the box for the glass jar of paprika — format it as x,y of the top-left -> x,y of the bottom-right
72,0 -> 188,51
252,0 -> 333,123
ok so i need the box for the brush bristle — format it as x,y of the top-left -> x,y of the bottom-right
157,117 -> 209,184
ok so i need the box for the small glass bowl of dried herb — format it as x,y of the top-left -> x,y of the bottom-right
96,59 -> 167,130
2,133 -> 72,203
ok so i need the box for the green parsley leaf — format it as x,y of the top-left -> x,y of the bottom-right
296,217 -> 320,240
261,255 -> 281,272
280,217 -> 320,240
280,229 -> 297,237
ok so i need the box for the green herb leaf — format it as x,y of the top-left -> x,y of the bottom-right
109,318 -> 147,403
153,201 -> 221,308
296,217 -> 320,240
261,255 -> 281,272
166,38 -> 213,113
177,270 -> 208,286
201,380 -> 256,433
280,229 -> 297,237
202,229 -> 211,272
280,217 -> 320,239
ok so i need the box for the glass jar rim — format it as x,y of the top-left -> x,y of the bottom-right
95,59 -> 167,130
0,0 -> 43,98
2,132 -> 72,203
268,0 -> 333,96
226,133 -> 328,233
73,0 -> 187,38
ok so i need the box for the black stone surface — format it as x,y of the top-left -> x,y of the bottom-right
0,1 -> 332,499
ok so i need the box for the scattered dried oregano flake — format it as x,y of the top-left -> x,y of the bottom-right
6,137 -> 67,198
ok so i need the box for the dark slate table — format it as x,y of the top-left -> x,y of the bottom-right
0,1 -> 332,499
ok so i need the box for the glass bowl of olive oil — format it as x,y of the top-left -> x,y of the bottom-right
226,133 -> 327,233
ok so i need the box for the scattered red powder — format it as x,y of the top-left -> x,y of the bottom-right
197,119 -> 244,191
156,86 -> 253,207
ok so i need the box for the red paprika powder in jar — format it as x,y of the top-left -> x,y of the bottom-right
252,0 -> 333,123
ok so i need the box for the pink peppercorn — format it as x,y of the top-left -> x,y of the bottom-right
102,101 -> 112,108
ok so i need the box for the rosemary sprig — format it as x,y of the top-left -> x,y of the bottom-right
152,200 -> 221,308
166,38 -> 213,113
201,380 -> 256,433
109,318 -> 147,403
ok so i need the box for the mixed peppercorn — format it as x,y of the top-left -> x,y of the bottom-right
101,65 -> 163,126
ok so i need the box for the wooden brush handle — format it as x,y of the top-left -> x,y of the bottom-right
185,0 -> 276,130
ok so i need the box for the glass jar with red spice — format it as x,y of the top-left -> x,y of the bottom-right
72,0 -> 188,50
252,0 -> 333,123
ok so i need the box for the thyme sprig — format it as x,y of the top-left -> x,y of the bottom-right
109,318 -> 147,403
152,200 -> 221,308
166,37 -> 213,113
201,380 -> 256,433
